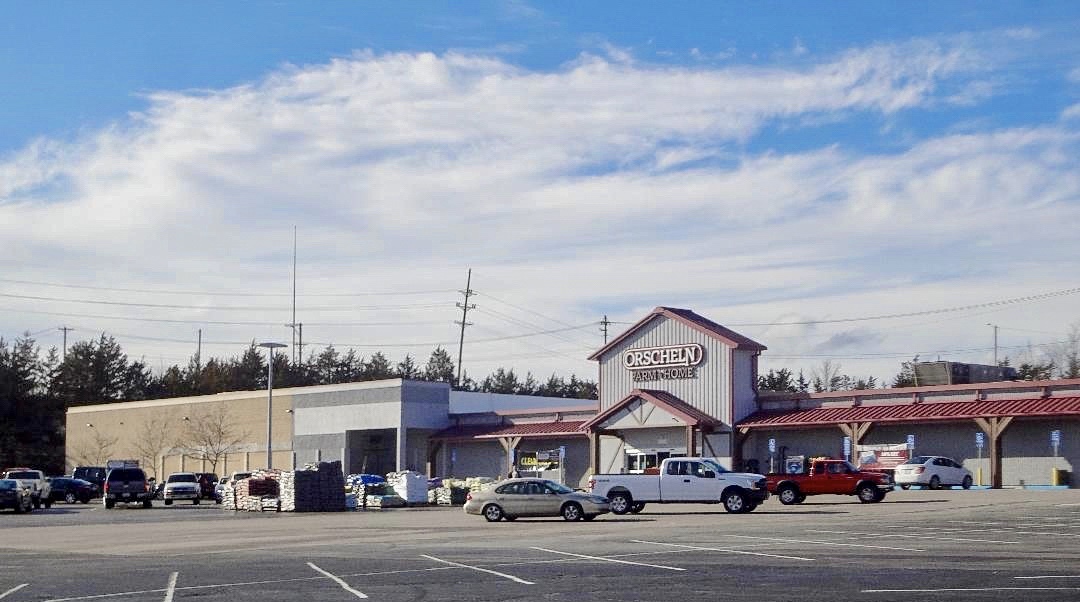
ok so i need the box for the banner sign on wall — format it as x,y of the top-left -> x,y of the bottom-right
517,449 -> 561,471
856,443 -> 910,471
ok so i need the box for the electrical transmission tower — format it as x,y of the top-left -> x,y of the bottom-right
455,269 -> 476,388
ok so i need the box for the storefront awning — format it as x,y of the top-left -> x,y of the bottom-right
431,420 -> 588,442
581,389 -> 721,432
738,395 -> 1080,429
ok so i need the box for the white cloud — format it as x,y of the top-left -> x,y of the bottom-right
1064,103 -> 1080,120
1,41 -> 1076,383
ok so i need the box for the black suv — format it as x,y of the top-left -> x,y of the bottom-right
103,467 -> 153,509
73,466 -> 106,495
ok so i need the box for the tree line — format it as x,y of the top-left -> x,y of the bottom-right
0,332 -> 598,473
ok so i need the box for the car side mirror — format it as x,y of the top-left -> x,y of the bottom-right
703,470 -> 715,479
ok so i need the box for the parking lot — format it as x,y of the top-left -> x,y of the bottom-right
2,488 -> 1079,601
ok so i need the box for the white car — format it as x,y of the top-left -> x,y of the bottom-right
894,456 -> 973,490
163,472 -> 201,505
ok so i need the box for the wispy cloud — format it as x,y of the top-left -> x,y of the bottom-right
1,37 -> 1076,380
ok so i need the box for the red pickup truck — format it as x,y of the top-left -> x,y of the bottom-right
766,459 -> 893,504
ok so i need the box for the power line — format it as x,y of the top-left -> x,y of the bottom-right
0,277 -> 456,297
764,338 -> 1070,360
0,305 -> 446,327
728,286 -> 1080,327
0,292 -> 450,312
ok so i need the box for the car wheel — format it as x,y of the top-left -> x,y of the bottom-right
962,475 -> 973,490
193,498 -> 200,505
899,484 -> 911,490
143,499 -> 153,509
104,498 -> 115,509
561,502 -> 584,521
164,499 -> 173,506
14,498 -> 25,514
928,476 -> 941,490
32,497 -> 41,509
857,484 -> 878,503
722,490 -> 748,513
44,499 -> 52,509
608,492 -> 632,515
778,484 -> 801,505
795,494 -> 807,504
482,504 -> 503,522
629,502 -> 646,514
65,492 -> 77,504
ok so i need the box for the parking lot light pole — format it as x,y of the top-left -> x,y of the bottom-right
258,342 -> 287,469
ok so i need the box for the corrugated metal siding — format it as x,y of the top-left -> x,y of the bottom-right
598,315 -> 732,423
740,396 -> 1080,427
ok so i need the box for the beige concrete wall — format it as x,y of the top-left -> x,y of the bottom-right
66,391 -> 295,478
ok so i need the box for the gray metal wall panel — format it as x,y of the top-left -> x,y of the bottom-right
598,316 -> 732,424
294,402 -> 402,436
443,441 -> 504,479
293,433 -> 346,468
401,401 -> 451,430
732,350 -> 758,423
293,385 -> 402,409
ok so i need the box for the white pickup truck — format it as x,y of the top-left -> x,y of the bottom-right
2,468 -> 52,509
588,457 -> 768,514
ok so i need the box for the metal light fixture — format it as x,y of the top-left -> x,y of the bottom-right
257,341 -> 287,469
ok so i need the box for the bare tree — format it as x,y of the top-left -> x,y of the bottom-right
131,412 -> 178,479
811,360 -> 843,392
1046,322 -> 1080,379
67,429 -> 118,468
178,405 -> 247,475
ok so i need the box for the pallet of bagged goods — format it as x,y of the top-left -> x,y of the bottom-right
279,460 -> 346,512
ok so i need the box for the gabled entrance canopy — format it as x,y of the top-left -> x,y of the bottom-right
581,389 -> 720,432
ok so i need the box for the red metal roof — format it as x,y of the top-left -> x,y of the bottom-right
432,420 -> 588,441
738,396 -> 1080,428
581,389 -> 720,431
588,306 -> 766,361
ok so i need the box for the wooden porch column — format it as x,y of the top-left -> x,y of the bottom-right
685,425 -> 696,457
733,427 -> 751,471
497,436 -> 522,477
589,431 -> 601,476
974,416 -> 1013,489
837,422 -> 873,459
425,440 -> 444,478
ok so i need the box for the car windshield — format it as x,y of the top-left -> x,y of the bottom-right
702,459 -> 731,474
543,480 -> 574,494
903,456 -> 933,465
168,474 -> 197,483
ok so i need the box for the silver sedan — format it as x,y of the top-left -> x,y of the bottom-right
464,478 -> 610,522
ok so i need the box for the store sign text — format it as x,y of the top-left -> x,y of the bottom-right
623,343 -> 704,382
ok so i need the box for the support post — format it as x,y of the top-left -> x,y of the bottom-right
974,416 -> 1013,489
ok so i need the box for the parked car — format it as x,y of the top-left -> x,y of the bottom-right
464,478 -> 610,522
103,466 -> 153,509
0,479 -> 34,513
163,472 -> 201,505
2,468 -> 52,509
894,456 -> 973,490
48,477 -> 95,504
589,457 -> 768,514
766,459 -> 893,504
72,466 -> 106,495
195,473 -> 219,499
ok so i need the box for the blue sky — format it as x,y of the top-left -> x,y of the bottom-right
1,2 -> 1079,384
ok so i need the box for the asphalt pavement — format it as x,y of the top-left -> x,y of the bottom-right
2,488 -> 1079,601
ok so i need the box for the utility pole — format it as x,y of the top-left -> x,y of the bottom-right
289,226 -> 298,364
196,329 -> 202,367
987,323 -> 999,365
600,315 -> 612,344
297,323 -> 304,363
58,325 -> 72,360
454,269 -> 476,388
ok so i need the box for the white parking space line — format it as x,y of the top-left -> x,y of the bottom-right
1015,576 -> 1080,580
530,547 -> 686,571
864,587 -> 1080,593
809,529 -> 1018,545
163,572 -> 178,602
421,554 -> 534,585
631,540 -> 814,561
726,534 -> 924,552
307,562 -> 368,599
0,584 -> 28,600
